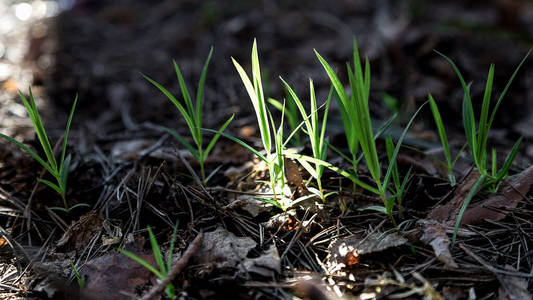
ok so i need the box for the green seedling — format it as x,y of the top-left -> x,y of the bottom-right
268,91 -> 301,146
230,39 -> 291,209
0,88 -> 77,211
70,260 -> 85,288
434,48 -> 531,190
428,94 -> 457,185
385,136 -> 412,218
117,222 -> 179,299
280,77 -> 333,201
315,38 -> 427,221
143,47 -> 233,185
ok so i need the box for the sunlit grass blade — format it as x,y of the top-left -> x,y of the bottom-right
21,89 -> 57,170
202,129 -> 268,163
285,152 -> 379,194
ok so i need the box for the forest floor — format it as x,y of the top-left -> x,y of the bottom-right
1,0 -> 533,299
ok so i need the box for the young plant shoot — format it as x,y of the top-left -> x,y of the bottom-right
280,77 -> 332,201
117,222 -> 179,299
143,47 -> 233,185
230,39 -> 290,209
0,88 -> 78,211
434,47 -> 531,190
314,38 -> 427,220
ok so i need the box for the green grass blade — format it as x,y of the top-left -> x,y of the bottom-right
286,152 -> 379,194
59,154 -> 71,191
173,60 -> 195,123
428,94 -> 452,171
202,129 -> 268,163
476,64 -> 494,164
461,84 -> 478,167
69,260 -> 85,288
60,95 -> 78,170
195,46 -> 214,131
116,247 -> 164,279
452,174 -> 486,246
494,136 -> 522,182
142,73 -> 200,147
232,57 -> 271,154
488,47 -> 532,130
382,101 -> 428,191
37,178 -> 63,195
163,127 -> 200,160
21,89 -> 57,170
147,226 -> 166,274
202,114 -> 234,160
0,133 -> 57,177
166,220 -> 179,273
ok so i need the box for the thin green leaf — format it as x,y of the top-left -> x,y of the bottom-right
0,133 -> 57,177
202,114 -> 234,160
37,178 -> 63,195
116,247 -> 164,279
382,101 -> 428,192
147,226 -> 166,274
142,74 -> 200,147
452,174 -> 486,246
195,46 -> 214,131
476,64 -> 494,163
232,57 -> 271,153
60,95 -> 77,169
428,94 -> 452,172
163,127 -> 199,160
173,60 -> 195,124
494,136 -> 522,182
202,129 -> 268,163
487,47 -> 532,130
166,220 -> 179,273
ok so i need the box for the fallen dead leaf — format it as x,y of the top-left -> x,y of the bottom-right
193,227 -> 280,277
419,220 -> 458,269
461,165 -> 533,225
240,244 -> 280,277
80,251 -> 155,300
224,194 -> 271,217
327,231 -> 407,272
56,211 -> 104,252
193,227 -> 256,270
498,265 -> 532,300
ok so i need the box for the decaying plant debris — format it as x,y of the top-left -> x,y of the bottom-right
1,1 -> 533,299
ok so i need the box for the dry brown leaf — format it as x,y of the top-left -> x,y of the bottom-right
461,165 -> 533,225
56,211 -> 104,252
193,227 -> 256,270
327,231 -> 407,272
80,251 -> 155,300
497,265 -> 532,300
240,244 -> 280,277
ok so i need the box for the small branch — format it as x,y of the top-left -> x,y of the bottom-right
140,232 -> 204,300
